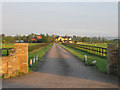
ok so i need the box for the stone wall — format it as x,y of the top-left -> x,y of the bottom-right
107,44 -> 119,76
119,43 -> 120,77
2,57 -> 8,75
2,43 -> 28,78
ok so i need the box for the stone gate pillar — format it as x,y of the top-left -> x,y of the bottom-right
14,43 -> 28,74
107,44 -> 118,75
7,43 -> 28,77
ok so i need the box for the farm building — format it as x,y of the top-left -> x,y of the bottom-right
55,35 -> 72,43
32,36 -> 42,43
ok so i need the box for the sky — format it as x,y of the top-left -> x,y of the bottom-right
2,2 -> 118,37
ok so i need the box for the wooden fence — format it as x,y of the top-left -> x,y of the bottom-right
1,43 -> 50,56
62,43 -> 107,56
1,48 -> 13,56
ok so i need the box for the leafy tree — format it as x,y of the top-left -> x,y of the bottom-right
92,37 -> 98,43
2,34 -> 6,43
102,37 -> 108,43
98,37 -> 102,43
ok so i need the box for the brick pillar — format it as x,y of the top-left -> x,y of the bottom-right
14,43 -> 28,74
6,43 -> 28,77
107,44 -> 118,75
118,42 -> 120,77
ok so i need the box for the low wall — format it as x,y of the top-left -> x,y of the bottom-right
2,43 -> 28,78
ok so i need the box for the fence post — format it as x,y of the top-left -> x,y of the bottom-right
102,48 -> 103,56
7,49 -> 9,56
107,44 -> 110,74
97,47 -> 98,55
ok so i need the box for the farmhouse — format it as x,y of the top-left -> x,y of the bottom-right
55,35 -> 72,43
32,36 -> 42,43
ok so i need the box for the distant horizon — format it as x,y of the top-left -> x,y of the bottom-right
2,33 -> 118,38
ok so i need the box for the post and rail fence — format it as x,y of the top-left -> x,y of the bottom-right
1,43 -> 50,57
1,48 -> 13,56
62,43 -> 107,56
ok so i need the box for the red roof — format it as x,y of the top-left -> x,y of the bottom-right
32,36 -> 42,41
32,38 -> 36,41
36,36 -> 42,39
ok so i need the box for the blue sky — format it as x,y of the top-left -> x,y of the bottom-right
2,2 -> 118,37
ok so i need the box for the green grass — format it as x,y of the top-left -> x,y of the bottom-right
60,44 -> 107,73
28,43 -> 46,46
2,43 -> 14,48
2,43 -> 41,48
28,44 -> 53,71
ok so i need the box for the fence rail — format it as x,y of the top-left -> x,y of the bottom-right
1,48 -> 13,56
1,43 -> 50,56
62,43 -> 107,56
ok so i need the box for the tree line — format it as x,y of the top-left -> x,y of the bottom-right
72,35 -> 115,43
1,33 -> 118,43
1,33 -> 55,43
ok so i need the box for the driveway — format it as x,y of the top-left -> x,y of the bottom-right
2,44 -> 118,88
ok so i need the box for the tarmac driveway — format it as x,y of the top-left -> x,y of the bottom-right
2,44 -> 118,88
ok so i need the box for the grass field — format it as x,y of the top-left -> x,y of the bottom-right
60,44 -> 107,73
77,43 -> 107,48
28,44 -> 53,71
2,43 -> 14,48
1,43 -> 41,48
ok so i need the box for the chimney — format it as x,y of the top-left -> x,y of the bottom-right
66,35 -> 68,38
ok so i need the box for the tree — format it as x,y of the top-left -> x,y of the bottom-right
2,34 -> 5,43
102,37 -> 108,43
82,37 -> 90,42
72,35 -> 82,42
21,35 -> 27,42
15,34 -> 21,41
5,36 -> 15,43
27,34 -> 33,43
92,37 -> 98,43
98,37 -> 102,43
2,34 -> 5,37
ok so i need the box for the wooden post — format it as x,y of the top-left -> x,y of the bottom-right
107,44 -> 110,74
102,48 -> 103,56
7,49 -> 9,56
97,47 -> 99,55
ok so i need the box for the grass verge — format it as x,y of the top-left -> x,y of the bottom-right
28,43 -> 53,72
60,44 -> 107,73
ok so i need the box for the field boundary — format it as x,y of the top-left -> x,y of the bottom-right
62,43 -> 107,57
